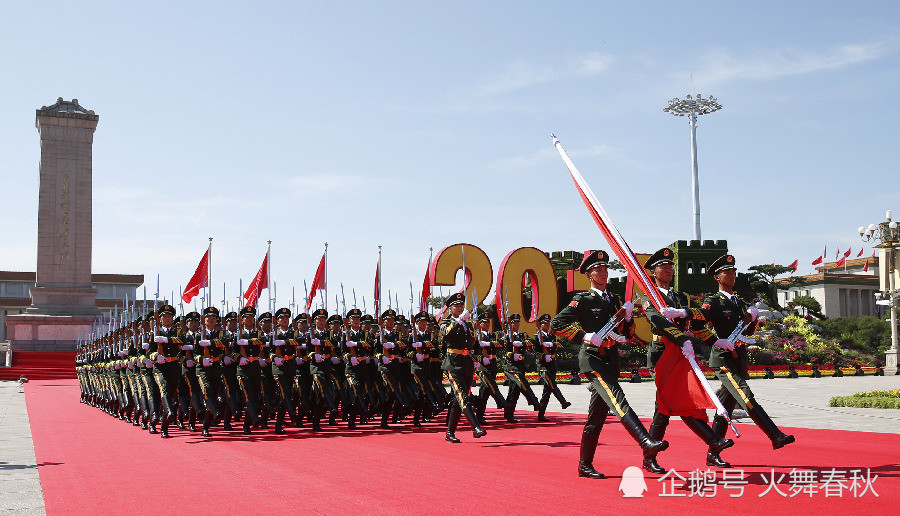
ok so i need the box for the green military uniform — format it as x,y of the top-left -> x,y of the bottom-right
269,308 -> 300,433
531,314 -> 571,421
440,293 -> 486,442
407,311 -> 444,427
376,309 -> 412,428
500,314 -> 540,422
150,304 -> 183,438
473,314 -> 507,425
235,306 -> 265,434
194,307 -> 227,436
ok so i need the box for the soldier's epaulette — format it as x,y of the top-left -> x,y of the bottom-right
664,327 -> 685,340
688,308 -> 707,322
170,337 -> 183,344
288,339 -> 298,346
555,322 -> 583,341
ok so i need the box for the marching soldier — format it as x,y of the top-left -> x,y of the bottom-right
195,307 -> 227,437
532,314 -> 571,422
138,312 -> 161,434
235,306 -> 265,435
308,309 -> 339,432
440,293 -> 487,442
501,314 -> 540,423
220,311 -> 241,430
703,255 -> 795,451
408,310 -> 444,426
257,311 -> 277,426
551,250 -> 667,478
473,312 -> 507,425
150,304 -> 183,439
291,313 -> 312,426
342,308 -> 370,429
640,247 -> 734,473
270,307 -> 299,434
376,309 -> 412,428
327,314 -> 351,426
180,312 -> 206,432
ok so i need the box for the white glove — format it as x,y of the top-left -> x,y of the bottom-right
295,356 -> 304,365
274,340 -> 286,346
185,359 -> 196,368
114,363 -> 120,370
331,356 -> 340,364
223,356 -> 233,365
513,353 -> 522,361
542,341 -> 552,348
623,301 -> 634,321
237,339 -> 249,346
714,339 -> 735,352
482,357 -> 491,365
273,357 -> 283,366
480,341 -> 491,347
118,350 -> 127,357
544,354 -> 552,363
458,309 -> 471,321
350,356 -> 359,366
584,332 -> 604,347
199,340 -> 211,347
156,355 -> 166,364
661,307 -> 688,319
737,334 -> 757,345
606,331 -> 627,343
239,357 -> 249,366
154,336 -> 166,344
381,356 -> 391,364
310,338 -> 321,346
202,357 -> 212,367
415,353 -> 424,362
747,306 -> 759,321
412,341 -> 423,348
513,340 -> 523,347
181,344 -> 194,351
346,340 -> 358,348
141,342 -> 150,350
314,353 -> 324,363
144,358 -> 154,368
680,341 -> 695,359
383,342 -> 395,349
258,358 -> 266,366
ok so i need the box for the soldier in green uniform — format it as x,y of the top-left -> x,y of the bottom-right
195,307 -> 227,436
270,307 -> 299,434
220,311 -> 241,430
703,254 -> 795,451
180,311 -> 206,432
291,313 -> 313,426
440,293 -> 487,442
236,306 -> 265,435
640,247 -> 734,473
551,250 -> 667,479
308,308 -> 339,432
138,312 -> 161,434
376,309 -> 412,428
326,314 -> 351,426
342,308 -> 370,429
532,314 -> 571,422
256,311 -> 276,427
501,314 -> 540,423
151,304 -> 183,439
474,312 -> 507,425
408,310 -> 443,426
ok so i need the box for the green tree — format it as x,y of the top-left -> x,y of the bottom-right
819,316 -> 892,354
787,295 -> 824,319
747,264 -> 806,310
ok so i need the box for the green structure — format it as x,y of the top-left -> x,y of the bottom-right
669,239 -> 729,295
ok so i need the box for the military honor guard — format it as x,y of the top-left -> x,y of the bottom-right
150,304 -> 183,438
440,293 -> 487,443
308,309 -> 338,432
551,250 -> 668,479
269,308 -> 299,433
531,314 -> 571,422
408,310 -> 444,427
195,307 -> 227,436
473,312 -> 508,425
501,314 -> 541,423
236,306 -> 265,434
376,309 -> 412,428
342,308 -> 370,429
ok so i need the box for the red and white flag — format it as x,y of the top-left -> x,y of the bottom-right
835,247 -> 840,260
244,250 -> 269,308
305,252 -> 326,312
788,259 -> 798,274
182,248 -> 210,303
811,255 -> 823,266
843,248 -> 852,259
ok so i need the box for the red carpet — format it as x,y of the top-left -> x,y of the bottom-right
26,380 -> 899,515
0,351 -> 75,380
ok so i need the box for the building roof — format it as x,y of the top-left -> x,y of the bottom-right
36,98 -> 98,121
0,271 -> 143,284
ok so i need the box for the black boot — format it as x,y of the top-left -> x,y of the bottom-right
642,415 -> 669,474
462,401 -> 487,438
680,415 -> 735,468
707,416 -> 732,467
621,411 -> 668,454
747,405 -> 795,449
577,429 -> 605,479
160,415 -> 171,439
274,408 -> 286,434
445,405 -> 461,443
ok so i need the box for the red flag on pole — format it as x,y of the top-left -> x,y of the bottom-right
863,259 -> 870,272
420,263 -> 430,312
788,259 -> 798,274
182,249 -> 210,303
835,257 -> 846,267
305,253 -> 326,312
857,248 -> 864,257
374,255 -> 382,316
811,255 -> 823,266
843,248 -> 852,259
244,251 -> 269,308
835,247 -> 840,260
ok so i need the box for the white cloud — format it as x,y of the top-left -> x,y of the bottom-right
472,51 -> 615,96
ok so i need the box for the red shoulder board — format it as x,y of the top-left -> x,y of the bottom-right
569,300 -> 579,308
702,304 -> 711,309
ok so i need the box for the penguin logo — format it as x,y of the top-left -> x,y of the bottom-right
618,466 -> 647,498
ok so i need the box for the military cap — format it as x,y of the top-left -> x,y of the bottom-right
508,313 -> 521,322
380,309 -> 397,320
347,308 -> 363,318
224,311 -> 238,321
158,304 -> 176,316
311,308 -> 328,320
327,314 -> 343,325
414,310 -> 431,322
185,311 -> 201,322
274,307 -> 291,319
257,311 -> 273,323
174,316 -> 182,324
146,310 -> 156,319
477,312 -> 491,322
444,292 -> 465,307
708,254 -> 737,276
240,306 -> 257,318
293,312 -> 311,323
644,247 -> 675,270
537,313 -> 552,324
579,250 -> 610,273
361,314 -> 374,323
203,306 -> 220,318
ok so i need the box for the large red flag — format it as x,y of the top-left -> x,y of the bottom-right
374,256 -> 382,315
811,255 -> 823,266
835,257 -> 846,267
244,251 -> 269,308
788,259 -> 798,274
654,345 -> 713,419
420,262 -> 430,312
182,249 -> 210,303
305,253 -> 326,312
843,248 -> 852,259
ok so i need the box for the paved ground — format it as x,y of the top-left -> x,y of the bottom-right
0,374 -> 898,513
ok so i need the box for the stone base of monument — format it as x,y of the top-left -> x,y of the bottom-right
5,314 -> 95,351
26,286 -> 101,316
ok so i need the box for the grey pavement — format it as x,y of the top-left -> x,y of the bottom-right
0,375 -> 898,513
0,381 -> 44,515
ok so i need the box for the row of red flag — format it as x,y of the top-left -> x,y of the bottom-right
181,246 -> 434,313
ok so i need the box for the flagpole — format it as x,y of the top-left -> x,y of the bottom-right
377,245 -> 382,316
324,242 -> 328,312
427,246 -> 433,313
207,237 -> 213,308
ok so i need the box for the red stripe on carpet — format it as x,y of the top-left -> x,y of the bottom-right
26,380 -> 899,514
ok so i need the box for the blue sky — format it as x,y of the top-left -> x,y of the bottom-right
2,2 -> 898,314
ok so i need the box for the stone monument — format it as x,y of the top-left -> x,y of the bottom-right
6,98 -> 101,351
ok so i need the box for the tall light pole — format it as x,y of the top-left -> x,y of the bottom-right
664,94 -> 722,242
859,210 -> 900,375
